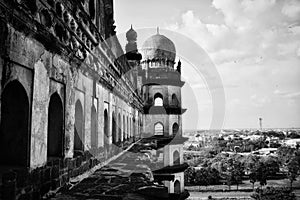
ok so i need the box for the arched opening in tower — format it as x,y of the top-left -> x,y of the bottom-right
171,94 -> 179,106
173,150 -> 180,165
174,180 -> 181,194
154,122 -> 164,136
91,105 -> 97,149
47,92 -> 64,159
0,80 -> 29,167
172,122 -> 179,136
74,100 -> 84,154
154,93 -> 163,106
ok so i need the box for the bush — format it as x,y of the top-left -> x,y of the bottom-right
251,187 -> 296,200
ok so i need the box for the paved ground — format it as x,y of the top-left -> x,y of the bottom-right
48,141 -> 167,200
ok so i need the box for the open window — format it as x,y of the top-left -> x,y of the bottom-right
154,122 -> 164,136
154,93 -> 163,106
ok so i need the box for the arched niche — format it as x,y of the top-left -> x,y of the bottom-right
91,105 -> 97,148
112,112 -> 116,144
47,92 -> 64,159
174,180 -> 181,194
173,150 -> 180,165
172,123 -> 179,136
74,100 -> 84,153
0,80 -> 30,167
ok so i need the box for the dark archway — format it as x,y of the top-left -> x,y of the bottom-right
133,118 -> 136,138
74,100 -> 84,152
89,0 -> 95,20
112,112 -> 116,144
104,109 -> 109,154
154,122 -> 164,136
0,80 -> 29,166
172,123 -> 179,136
91,105 -> 97,149
47,92 -> 64,159
118,113 -> 121,142
123,115 -> 126,140
127,116 -> 129,139
174,180 -> 181,194
173,150 -> 180,165
154,93 -> 163,106
104,109 -> 109,137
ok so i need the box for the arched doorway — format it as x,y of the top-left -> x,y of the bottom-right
74,100 -> 84,152
123,115 -> 126,140
112,112 -> 116,144
0,80 -> 29,166
174,180 -> 181,193
154,122 -> 164,135
127,116 -> 129,139
118,113 -> 121,142
47,92 -> 64,159
154,93 -> 163,106
172,123 -> 179,136
104,109 -> 109,154
173,150 -> 180,165
91,105 -> 97,149
133,118 -> 136,138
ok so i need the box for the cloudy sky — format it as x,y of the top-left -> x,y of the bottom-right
114,0 -> 300,130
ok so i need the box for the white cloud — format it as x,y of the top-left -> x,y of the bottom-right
282,0 -> 300,19
165,0 -> 300,128
274,90 -> 300,99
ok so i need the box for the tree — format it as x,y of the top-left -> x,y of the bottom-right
263,156 -> 280,176
287,157 -> 300,190
184,167 -> 196,185
195,168 -> 209,188
255,161 -> 268,188
277,146 -> 295,166
228,156 -> 244,190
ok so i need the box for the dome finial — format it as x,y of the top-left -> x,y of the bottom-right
130,24 -> 133,29
157,27 -> 160,35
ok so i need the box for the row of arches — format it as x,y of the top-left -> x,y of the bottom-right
154,122 -> 179,136
0,81 -> 65,165
111,111 -> 136,144
0,80 -> 139,167
153,93 -> 179,106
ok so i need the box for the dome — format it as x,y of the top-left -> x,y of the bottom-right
142,33 -> 176,61
126,25 -> 137,41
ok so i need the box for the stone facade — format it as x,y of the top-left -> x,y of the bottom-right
0,0 -> 143,199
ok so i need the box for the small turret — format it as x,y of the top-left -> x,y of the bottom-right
125,25 -> 142,61
176,59 -> 181,74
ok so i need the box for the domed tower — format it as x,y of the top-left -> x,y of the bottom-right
140,29 -> 188,195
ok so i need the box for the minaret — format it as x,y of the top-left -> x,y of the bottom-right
125,25 -> 142,61
140,31 -> 188,196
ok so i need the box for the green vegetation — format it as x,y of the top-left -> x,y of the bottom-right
184,145 -> 300,190
251,187 -> 296,200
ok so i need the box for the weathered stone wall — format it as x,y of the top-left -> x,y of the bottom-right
0,2 -> 143,200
